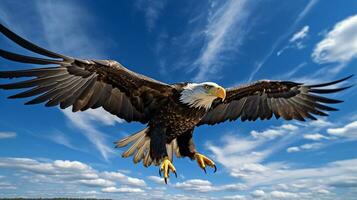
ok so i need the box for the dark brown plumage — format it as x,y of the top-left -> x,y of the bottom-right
199,77 -> 353,125
0,23 -> 352,182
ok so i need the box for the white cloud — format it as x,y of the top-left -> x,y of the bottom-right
53,160 -> 91,171
303,133 -> 329,141
300,143 -> 323,150
312,14 -> 357,64
101,186 -> 144,193
175,179 -> 214,192
286,147 -> 300,153
209,118 -> 338,176
0,157 -> 147,195
0,181 -> 16,190
251,124 -> 298,140
207,124 -> 318,180
307,118 -> 333,128
103,172 -> 146,187
79,179 -> 115,187
286,143 -> 322,153
277,25 -> 310,56
206,135 -> 268,173
193,0 -> 252,81
174,179 -> 246,193
236,158 -> 357,190
251,189 -> 265,198
147,176 -> 165,184
327,121 -> 357,138
270,190 -> 299,199
290,25 -> 310,43
0,131 -> 16,139
222,194 -> 246,200
317,189 -> 330,194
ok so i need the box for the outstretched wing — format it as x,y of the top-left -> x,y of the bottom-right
198,76 -> 353,125
0,24 -> 173,123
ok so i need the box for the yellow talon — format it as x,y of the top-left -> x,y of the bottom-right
159,157 -> 177,184
194,153 -> 217,173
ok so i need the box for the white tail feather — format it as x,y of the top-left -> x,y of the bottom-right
172,139 -> 181,157
115,127 -> 181,167
166,142 -> 173,162
133,138 -> 150,164
144,150 -> 152,167
115,127 -> 149,148
122,134 -> 146,158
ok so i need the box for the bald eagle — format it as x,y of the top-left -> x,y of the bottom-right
0,24 -> 352,183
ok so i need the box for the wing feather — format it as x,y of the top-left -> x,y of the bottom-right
199,76 -> 352,125
0,24 -> 173,123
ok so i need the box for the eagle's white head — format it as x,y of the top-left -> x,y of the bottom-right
180,82 -> 226,110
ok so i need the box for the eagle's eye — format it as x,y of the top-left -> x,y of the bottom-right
204,85 -> 211,90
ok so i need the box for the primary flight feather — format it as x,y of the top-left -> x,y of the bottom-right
0,23 -> 352,184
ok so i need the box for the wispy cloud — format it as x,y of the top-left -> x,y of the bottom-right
193,0 -> 253,81
0,131 -> 16,139
135,0 -> 167,32
62,108 -> 118,161
34,1 -> 109,57
274,62 -> 307,80
290,25 -> 310,43
248,0 -> 319,82
277,25 -> 310,56
286,142 -> 323,153
303,133 -> 329,141
296,0 -> 319,22
45,131 -> 82,152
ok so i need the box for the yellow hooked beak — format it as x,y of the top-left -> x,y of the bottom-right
212,86 -> 226,101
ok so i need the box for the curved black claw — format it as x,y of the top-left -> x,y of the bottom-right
195,153 -> 217,174
159,157 -> 177,184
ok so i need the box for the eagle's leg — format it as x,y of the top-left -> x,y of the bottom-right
194,153 -> 217,173
149,126 -> 177,184
177,130 -> 217,174
159,157 -> 177,184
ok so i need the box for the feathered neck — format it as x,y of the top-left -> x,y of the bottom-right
179,83 -> 217,110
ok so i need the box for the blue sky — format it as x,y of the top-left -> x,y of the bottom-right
0,0 -> 356,199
